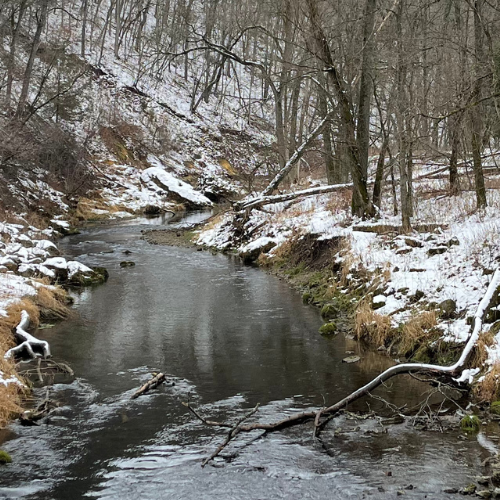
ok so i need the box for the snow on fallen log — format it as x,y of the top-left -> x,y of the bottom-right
236,183 -> 354,211
5,310 -> 50,360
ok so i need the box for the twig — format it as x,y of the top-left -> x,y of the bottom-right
201,404 -> 260,467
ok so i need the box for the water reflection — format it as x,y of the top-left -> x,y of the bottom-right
0,214 -> 494,499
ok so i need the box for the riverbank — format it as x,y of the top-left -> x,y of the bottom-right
176,189 -> 500,403
0,216 -> 111,426
3,213 -> 500,499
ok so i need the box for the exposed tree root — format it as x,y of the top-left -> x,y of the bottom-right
4,310 -> 50,360
186,269 -> 500,466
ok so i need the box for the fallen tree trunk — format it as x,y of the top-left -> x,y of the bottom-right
131,372 -> 166,399
187,269 -> 500,464
261,113 -> 335,197
5,310 -> 50,360
236,183 -> 354,211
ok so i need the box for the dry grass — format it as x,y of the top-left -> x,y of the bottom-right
0,299 -> 40,428
339,237 -> 358,286
75,196 -> 132,220
325,188 -> 352,214
35,286 -> 72,321
475,362 -> 500,402
469,329 -> 496,368
398,310 -> 438,356
0,286 -> 71,428
354,299 -> 393,346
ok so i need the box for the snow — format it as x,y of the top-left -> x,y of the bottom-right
0,371 -> 23,387
453,368 -> 481,384
142,156 -> 213,206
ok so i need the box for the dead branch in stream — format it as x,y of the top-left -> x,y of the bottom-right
131,373 -> 167,399
190,403 -> 260,467
185,270 -> 500,466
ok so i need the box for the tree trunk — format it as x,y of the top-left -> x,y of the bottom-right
356,0 -> 376,189
306,0 -> 372,218
470,0 -> 487,209
395,0 -> 411,232
6,0 -> 28,108
16,0 -> 49,118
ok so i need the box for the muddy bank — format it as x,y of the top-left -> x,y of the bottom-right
142,227 -> 200,248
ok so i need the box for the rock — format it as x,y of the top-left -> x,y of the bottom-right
0,450 -> 12,464
396,246 -> 413,255
372,295 -> 387,310
492,471 -> 500,485
319,322 -> 337,335
492,487 -> 500,498
444,488 -> 458,494
412,290 -> 425,302
438,299 -> 457,319
458,483 -> 476,495
68,267 -> 109,286
143,204 -> 161,215
342,355 -> 360,364
477,490 -> 492,499
321,303 -> 339,319
477,477 -> 492,486
122,250 -> 132,255
240,241 -> 276,265
447,236 -> 460,247
428,246 -> 448,256
120,261 -> 135,268
404,237 -> 424,248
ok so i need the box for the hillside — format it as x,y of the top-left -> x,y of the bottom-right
1,0 -> 500,474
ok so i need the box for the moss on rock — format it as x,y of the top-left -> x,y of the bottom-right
67,266 -> 109,286
491,401 -> 500,415
321,303 -> 339,320
0,450 -> 12,464
460,415 -> 480,432
319,322 -> 337,335
302,292 -> 312,304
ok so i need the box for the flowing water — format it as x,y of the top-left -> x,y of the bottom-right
0,212 -> 497,499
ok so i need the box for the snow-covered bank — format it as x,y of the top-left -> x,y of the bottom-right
0,217 -> 109,425
196,185 -> 500,396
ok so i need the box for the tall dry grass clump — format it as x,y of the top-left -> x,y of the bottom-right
469,329 -> 496,368
475,362 -> 500,402
0,299 -> 40,427
354,299 -> 392,346
35,286 -> 72,321
398,310 -> 438,356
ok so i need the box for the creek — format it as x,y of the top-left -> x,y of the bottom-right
0,212 -> 497,499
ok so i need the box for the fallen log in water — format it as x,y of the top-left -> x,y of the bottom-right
131,373 -> 166,399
